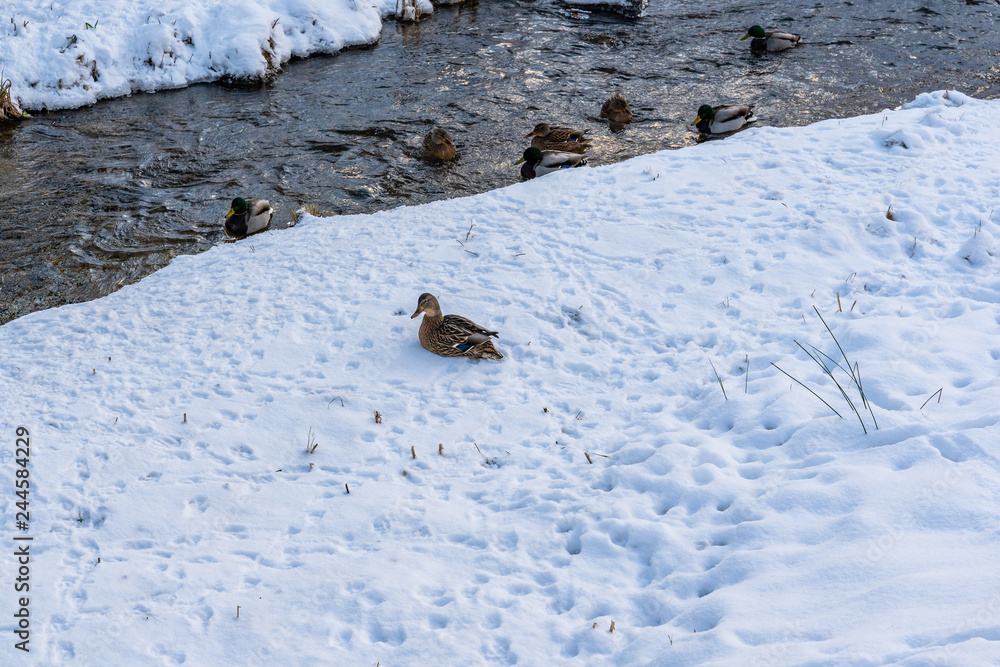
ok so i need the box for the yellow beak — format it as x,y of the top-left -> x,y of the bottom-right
226,208 -> 236,218
691,117 -> 702,125
515,157 -> 526,164
740,34 -> 750,40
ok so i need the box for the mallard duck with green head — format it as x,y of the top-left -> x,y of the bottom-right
516,147 -> 588,180
600,93 -> 633,124
423,127 -> 456,160
691,104 -> 755,135
525,123 -> 591,153
224,197 -> 274,239
411,293 -> 503,360
741,25 -> 801,53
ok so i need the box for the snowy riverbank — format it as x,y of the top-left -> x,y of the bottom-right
1,90 -> 999,664
0,0 -> 644,112
0,0 -> 425,111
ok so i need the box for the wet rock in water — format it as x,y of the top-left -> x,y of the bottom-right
396,0 -> 434,22
563,0 -> 649,18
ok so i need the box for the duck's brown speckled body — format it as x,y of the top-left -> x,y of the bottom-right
526,123 -> 591,153
423,128 -> 457,160
410,293 -> 503,360
600,93 -> 633,124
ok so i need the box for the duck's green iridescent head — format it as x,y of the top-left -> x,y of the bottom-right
692,104 -> 715,125
227,197 -> 248,217
516,147 -> 544,164
742,25 -> 766,40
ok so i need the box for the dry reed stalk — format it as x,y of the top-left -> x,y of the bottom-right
0,79 -> 28,121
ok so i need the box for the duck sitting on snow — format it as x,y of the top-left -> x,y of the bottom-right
516,147 -> 588,180
525,123 -> 591,154
410,293 -> 503,360
423,128 -> 456,160
600,93 -> 633,124
225,197 -> 273,238
741,25 -> 801,53
691,104 -> 755,135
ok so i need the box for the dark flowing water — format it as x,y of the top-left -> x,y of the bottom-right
2,0 -> 999,323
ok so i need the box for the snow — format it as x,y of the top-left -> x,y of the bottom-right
0,0 -> 429,111
2,89 -> 1000,664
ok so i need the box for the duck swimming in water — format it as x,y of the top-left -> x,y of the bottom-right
741,25 -> 801,53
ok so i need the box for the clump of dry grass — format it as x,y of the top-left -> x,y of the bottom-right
396,0 -> 425,21
305,427 -> 318,454
0,79 -> 30,122
771,306 -> 879,434
291,203 -> 324,226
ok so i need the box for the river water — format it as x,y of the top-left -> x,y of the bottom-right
1,0 -> 999,324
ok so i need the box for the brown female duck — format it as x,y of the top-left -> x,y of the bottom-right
600,93 -> 633,124
410,293 -> 503,360
422,128 -> 457,160
525,123 -> 591,154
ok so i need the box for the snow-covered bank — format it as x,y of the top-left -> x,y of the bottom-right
2,91 -> 1000,664
0,0 -> 431,111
